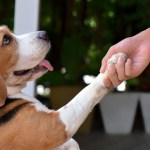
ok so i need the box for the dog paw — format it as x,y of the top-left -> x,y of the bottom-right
93,53 -> 127,89
99,53 -> 127,88
107,53 -> 127,65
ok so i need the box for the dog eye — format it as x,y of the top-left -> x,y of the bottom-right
2,35 -> 12,46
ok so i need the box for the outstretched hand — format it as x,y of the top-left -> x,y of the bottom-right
100,28 -> 150,87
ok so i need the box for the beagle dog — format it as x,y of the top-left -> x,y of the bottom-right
0,25 -> 126,150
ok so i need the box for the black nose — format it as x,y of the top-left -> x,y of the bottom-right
38,31 -> 49,41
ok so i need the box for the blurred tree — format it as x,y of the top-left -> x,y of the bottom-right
0,0 -> 15,30
0,0 -> 149,90
39,0 -> 150,90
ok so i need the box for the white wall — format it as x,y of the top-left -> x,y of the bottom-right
14,0 -> 40,96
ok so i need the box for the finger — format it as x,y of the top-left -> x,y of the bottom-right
103,77 -> 113,88
116,56 -> 126,81
108,63 -> 122,87
105,45 -> 118,61
100,46 -> 117,73
100,61 -> 107,73
125,59 -> 132,78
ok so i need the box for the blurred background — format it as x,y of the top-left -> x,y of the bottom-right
1,0 -> 150,149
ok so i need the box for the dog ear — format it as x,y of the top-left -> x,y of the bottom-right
0,75 -> 7,106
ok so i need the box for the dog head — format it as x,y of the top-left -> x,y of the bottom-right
5,27 -> 53,96
0,26 -> 18,106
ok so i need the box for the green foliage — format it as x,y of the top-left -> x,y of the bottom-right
61,34 -> 87,83
0,0 -> 15,30
1,0 -> 149,90
38,0 -> 150,87
127,78 -> 140,91
37,71 -> 67,86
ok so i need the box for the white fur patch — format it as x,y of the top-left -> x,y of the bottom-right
9,93 -> 52,113
14,32 -> 50,71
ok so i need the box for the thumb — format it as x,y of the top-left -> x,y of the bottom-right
100,46 -> 117,73
100,60 -> 107,73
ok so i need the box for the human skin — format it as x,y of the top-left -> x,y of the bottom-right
100,28 -> 150,87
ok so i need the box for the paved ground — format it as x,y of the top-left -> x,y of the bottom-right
73,103 -> 149,150
74,131 -> 150,150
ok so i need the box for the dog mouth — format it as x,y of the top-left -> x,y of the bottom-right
13,59 -> 53,76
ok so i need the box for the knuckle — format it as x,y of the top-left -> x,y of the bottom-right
118,76 -> 125,81
103,78 -> 111,88
109,45 -> 116,51
108,69 -> 116,76
125,72 -> 131,78
114,81 -> 121,87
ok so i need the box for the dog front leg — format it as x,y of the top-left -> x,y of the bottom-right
58,73 -> 108,137
58,53 -> 126,138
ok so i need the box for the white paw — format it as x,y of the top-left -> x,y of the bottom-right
98,53 -> 127,87
107,53 -> 127,65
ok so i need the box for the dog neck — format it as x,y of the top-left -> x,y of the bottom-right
7,83 -> 27,96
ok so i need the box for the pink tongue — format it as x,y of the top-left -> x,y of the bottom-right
39,59 -> 54,71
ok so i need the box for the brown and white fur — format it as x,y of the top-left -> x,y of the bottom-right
0,26 -> 126,150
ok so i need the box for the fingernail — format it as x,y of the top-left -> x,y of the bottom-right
125,59 -> 130,65
100,66 -> 105,73
119,56 -> 125,63
127,59 -> 131,63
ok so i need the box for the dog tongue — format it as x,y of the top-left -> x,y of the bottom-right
39,59 -> 54,71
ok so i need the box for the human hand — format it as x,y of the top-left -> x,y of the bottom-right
100,28 -> 150,87
103,55 -> 128,88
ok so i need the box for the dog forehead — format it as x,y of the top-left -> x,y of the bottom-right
0,25 -> 11,34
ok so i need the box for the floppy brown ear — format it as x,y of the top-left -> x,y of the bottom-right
0,75 -> 7,106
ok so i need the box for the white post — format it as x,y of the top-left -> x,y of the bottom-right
14,0 -> 40,97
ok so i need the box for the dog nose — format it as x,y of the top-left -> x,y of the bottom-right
38,31 -> 49,41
